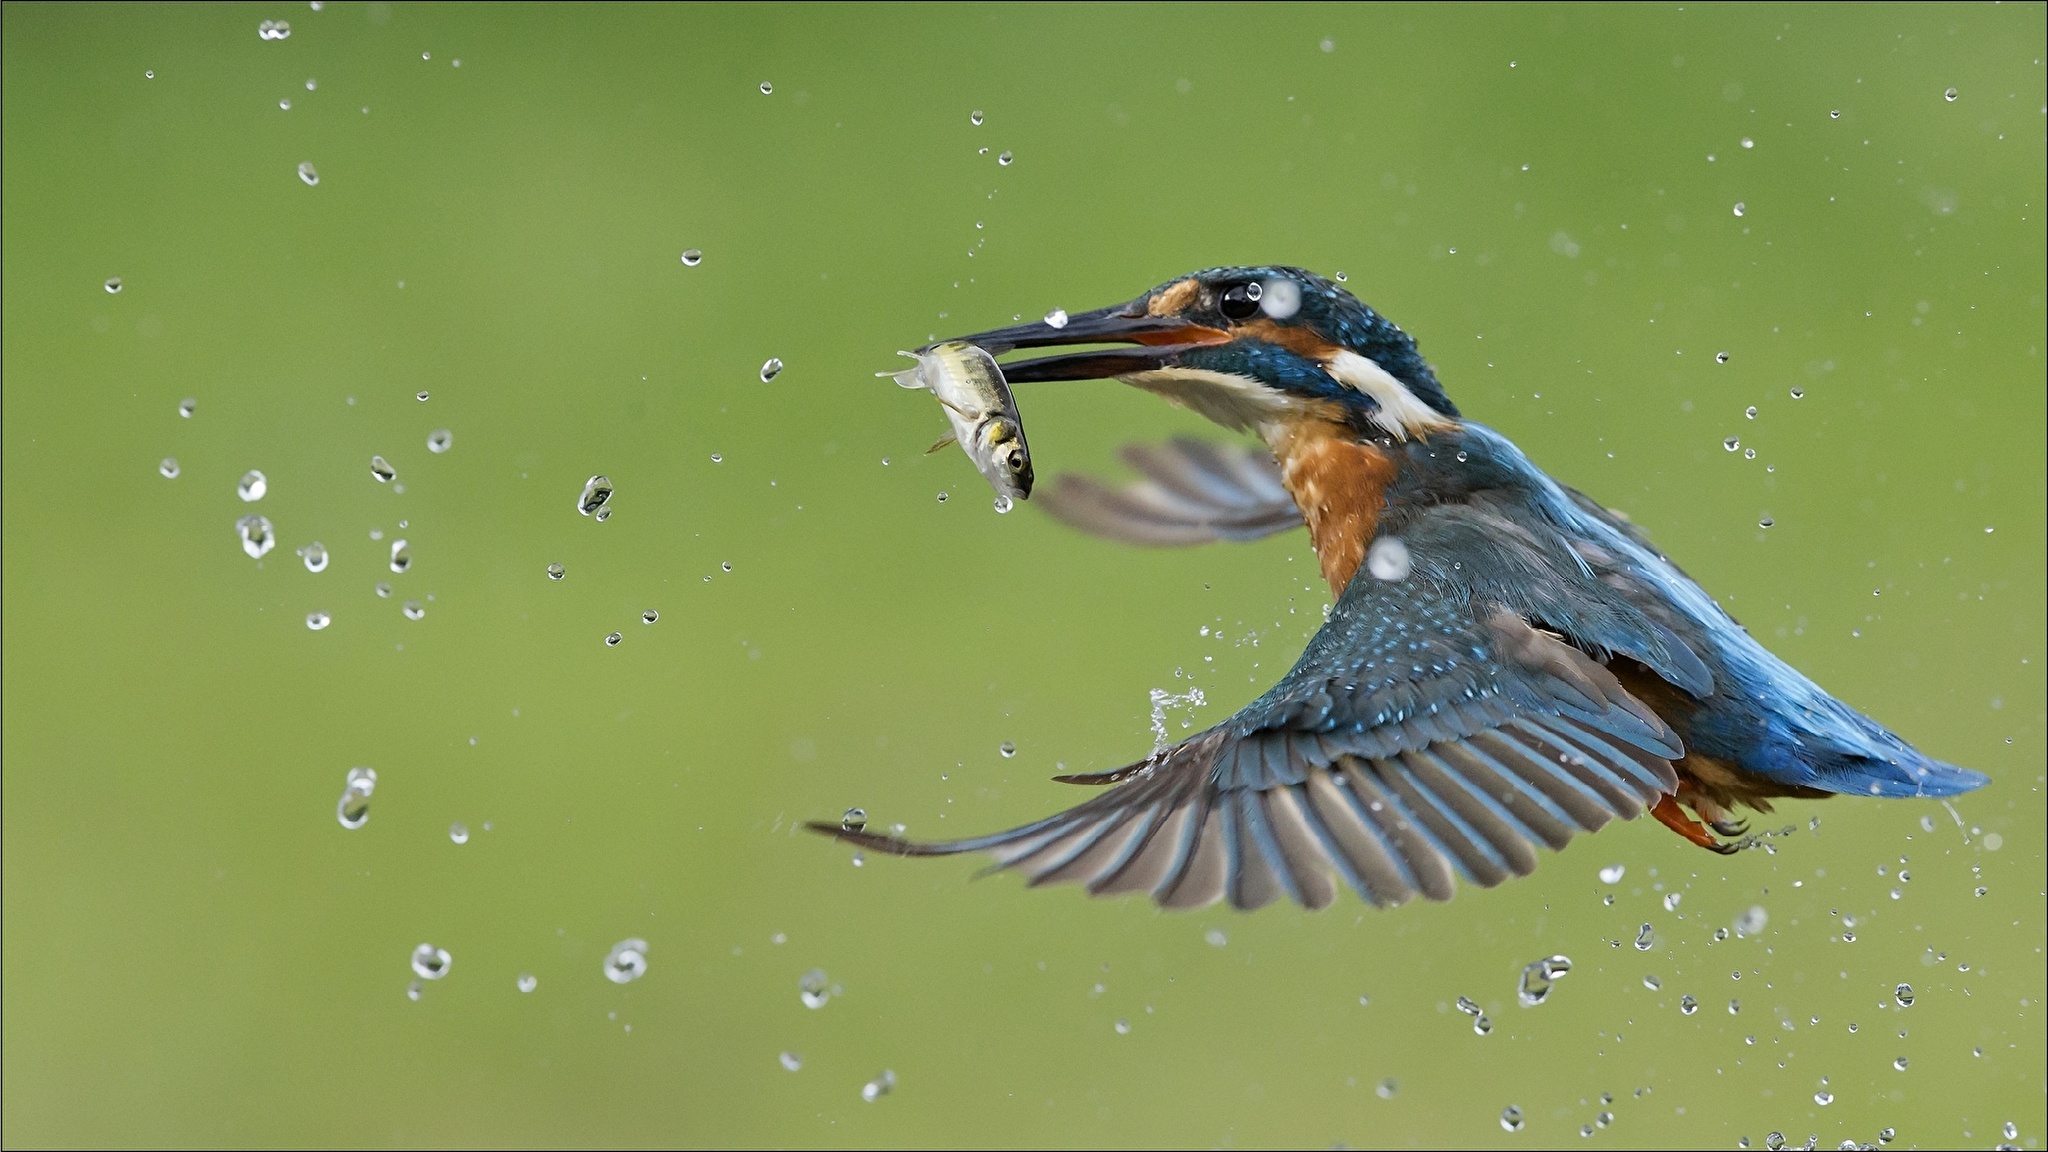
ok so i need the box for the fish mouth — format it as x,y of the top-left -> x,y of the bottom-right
931,296 -> 1232,383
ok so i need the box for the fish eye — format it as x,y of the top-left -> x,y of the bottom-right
1218,281 -> 1263,321
1006,449 -> 1026,471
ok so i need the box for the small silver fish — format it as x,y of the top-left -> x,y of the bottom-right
884,341 -> 1034,500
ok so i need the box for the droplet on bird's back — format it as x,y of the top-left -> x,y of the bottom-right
604,939 -> 649,983
411,943 -> 451,979
370,456 -> 395,482
759,357 -> 784,383
577,475 -> 613,516
1366,537 -> 1411,581
237,514 -> 275,559
239,470 -> 268,501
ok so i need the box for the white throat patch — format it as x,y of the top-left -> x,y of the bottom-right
1323,349 -> 1456,440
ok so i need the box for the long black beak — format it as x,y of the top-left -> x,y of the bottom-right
931,297 -> 1230,383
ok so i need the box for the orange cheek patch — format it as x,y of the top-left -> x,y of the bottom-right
1236,319 -> 1343,362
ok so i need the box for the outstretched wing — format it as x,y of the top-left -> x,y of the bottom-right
811,558 -> 1686,912
1036,437 -> 1303,546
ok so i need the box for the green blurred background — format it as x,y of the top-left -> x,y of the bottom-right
4,3 -> 2042,1147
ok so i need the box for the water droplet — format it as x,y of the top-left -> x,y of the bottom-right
442,822 -> 467,845
799,967 -> 833,1008
721,561 -> 732,572
1789,386 -> 1804,399
1598,863 -> 1626,884
306,78 -> 317,90
1643,974 -> 1661,990
593,506 -> 610,522
1473,1014 -> 1492,1035
517,973 -> 538,993
997,150 -> 1013,166
280,98 -> 291,110
577,474 -> 613,516
1518,954 -> 1572,1006
406,980 -> 422,1001
1734,905 -> 1768,936
1759,517 -> 1774,528
375,581 -> 392,598
411,943 -> 451,980
1717,351 -> 1731,363
604,938 -> 649,983
297,161 -> 319,186
416,390 -> 430,402
1663,892 -> 1682,911
236,514 -> 276,559
1596,1112 -> 1613,1129
1744,448 -> 1756,459
759,81 -> 773,94
1728,998 -> 1741,1014
295,541 -> 327,572
159,458 -> 180,479
547,563 -> 565,580
604,631 -> 622,646
935,491 -> 948,503
178,397 -> 197,418
1976,885 -> 1988,897
1894,983 -> 1914,1008
1765,1133 -> 1785,1151
641,609 -> 658,624
779,1051 -> 802,1071
840,808 -> 866,833
103,274 -> 127,294
989,493 -> 1014,515
370,455 -> 395,482
1635,923 -> 1654,951
388,539 -> 410,573
1741,137 -> 1754,149
258,19 -> 291,40
1724,436 -> 1741,452
1043,307 -> 1069,329
402,599 -> 425,621
144,70 -> 154,79
759,357 -> 784,383
1745,406 -> 1758,420
999,741 -> 1017,758
970,109 -> 984,125
1944,86 -> 1958,102
1680,994 -> 1699,1015
306,610 -> 330,630
427,429 -> 452,453
710,453 -> 723,463
1456,996 -> 1482,1017
237,470 -> 268,502
861,1069 -> 896,1102
680,248 -> 702,266
1813,1091 -> 1833,1106
1366,536 -> 1411,581
1732,202 -> 1746,217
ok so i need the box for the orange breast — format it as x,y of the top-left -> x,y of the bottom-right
1268,421 -> 1398,595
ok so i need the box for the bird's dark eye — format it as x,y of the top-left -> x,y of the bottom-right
1218,281 -> 1262,321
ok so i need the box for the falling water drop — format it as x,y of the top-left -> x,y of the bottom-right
411,944 -> 452,980
997,150 -> 1014,166
1723,436 -> 1741,452
576,475 -> 613,516
759,358 -> 784,383
388,539 -> 410,573
604,939 -> 649,983
258,19 -> 291,40
370,456 -> 395,482
305,611 -> 330,630
159,458 -> 180,479
800,968 -> 833,1008
1944,87 -> 1958,102
1635,924 -> 1655,951
970,109 -> 984,125
236,515 -> 276,559
680,248 -> 703,266
427,429 -> 452,453
402,600 -> 424,621
238,470 -> 268,501
298,161 -> 319,186
759,81 -> 773,94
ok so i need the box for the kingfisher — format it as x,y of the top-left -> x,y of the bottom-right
811,266 -> 1987,912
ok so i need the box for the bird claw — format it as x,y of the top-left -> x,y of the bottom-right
1651,795 -> 1739,854
1710,818 -> 1750,838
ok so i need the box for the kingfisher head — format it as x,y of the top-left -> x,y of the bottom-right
939,266 -> 1459,441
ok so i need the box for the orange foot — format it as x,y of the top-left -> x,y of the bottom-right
1652,795 -> 1739,855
